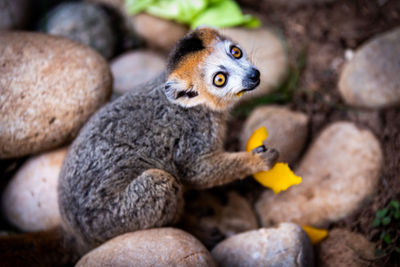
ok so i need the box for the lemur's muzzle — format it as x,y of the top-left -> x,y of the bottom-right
241,68 -> 261,92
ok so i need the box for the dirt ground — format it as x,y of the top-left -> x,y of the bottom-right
234,0 -> 400,265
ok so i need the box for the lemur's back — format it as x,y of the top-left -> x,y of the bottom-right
58,73 -> 223,248
57,27 -> 275,254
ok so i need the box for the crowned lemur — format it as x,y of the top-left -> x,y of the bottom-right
58,27 -> 279,251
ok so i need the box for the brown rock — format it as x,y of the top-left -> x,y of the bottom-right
182,190 -> 258,249
76,228 -> 216,267
87,1 -> 188,52
240,105 -> 308,164
211,223 -> 314,267
221,28 -> 288,102
2,147 -> 67,231
111,50 -> 166,94
0,32 -> 112,159
132,13 -> 188,53
339,27 -> 400,108
256,122 -> 382,227
318,229 -> 375,267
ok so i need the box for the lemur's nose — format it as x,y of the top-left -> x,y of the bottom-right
249,68 -> 260,82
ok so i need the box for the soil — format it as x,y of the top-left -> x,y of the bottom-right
234,0 -> 400,265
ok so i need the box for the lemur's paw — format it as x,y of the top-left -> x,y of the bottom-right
252,145 -> 279,167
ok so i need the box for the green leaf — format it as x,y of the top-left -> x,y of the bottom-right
190,0 -> 259,29
390,200 -> 400,210
377,208 -> 389,218
395,247 -> 400,253
382,217 -> 391,225
394,210 -> 400,219
147,0 -> 208,24
381,232 -> 391,244
125,0 -> 156,14
372,218 -> 381,227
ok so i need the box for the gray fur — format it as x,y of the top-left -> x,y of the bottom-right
58,30 -> 278,251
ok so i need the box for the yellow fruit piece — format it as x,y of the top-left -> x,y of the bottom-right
236,92 -> 244,98
246,126 -> 302,194
245,126 -> 268,152
253,163 -> 302,194
302,225 -> 328,244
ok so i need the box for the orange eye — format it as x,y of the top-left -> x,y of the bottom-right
230,46 -> 242,59
213,72 -> 227,87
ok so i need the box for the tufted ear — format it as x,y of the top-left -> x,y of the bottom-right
164,78 -> 199,102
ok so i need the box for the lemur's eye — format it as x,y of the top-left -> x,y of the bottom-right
213,72 -> 227,87
230,46 -> 242,59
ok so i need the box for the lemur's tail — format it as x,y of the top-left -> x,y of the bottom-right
0,226 -> 81,267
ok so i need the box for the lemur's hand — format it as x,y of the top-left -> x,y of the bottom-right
252,145 -> 279,170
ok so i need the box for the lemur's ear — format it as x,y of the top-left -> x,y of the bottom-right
164,78 -> 199,101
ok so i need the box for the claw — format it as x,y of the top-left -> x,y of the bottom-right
252,145 -> 267,154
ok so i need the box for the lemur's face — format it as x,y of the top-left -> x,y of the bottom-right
165,27 -> 260,111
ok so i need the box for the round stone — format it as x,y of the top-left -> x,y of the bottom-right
256,122 -> 383,227
317,229 -> 375,267
2,147 -> 67,231
339,27 -> 400,108
76,228 -> 216,267
0,32 -> 112,159
240,105 -> 308,164
111,50 -> 166,94
132,13 -> 189,53
42,2 -> 116,59
211,223 -> 314,267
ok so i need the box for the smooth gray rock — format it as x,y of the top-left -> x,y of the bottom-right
240,105 -> 308,164
339,27 -> 400,108
212,223 -> 314,267
256,122 -> 382,227
111,50 -> 166,94
76,228 -> 216,267
2,147 -> 67,231
43,2 -> 116,59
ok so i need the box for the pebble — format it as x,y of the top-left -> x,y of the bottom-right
42,2 -> 116,59
317,229 -> 375,267
240,105 -> 308,164
339,27 -> 400,108
211,223 -> 314,267
2,147 -> 67,232
0,0 -> 30,30
76,228 -> 216,267
86,1 -> 188,53
111,50 -> 166,94
0,31 -> 112,159
222,28 -> 288,102
256,122 -> 383,227
182,191 -> 258,249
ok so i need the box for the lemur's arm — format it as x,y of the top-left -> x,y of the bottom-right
182,147 -> 278,189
